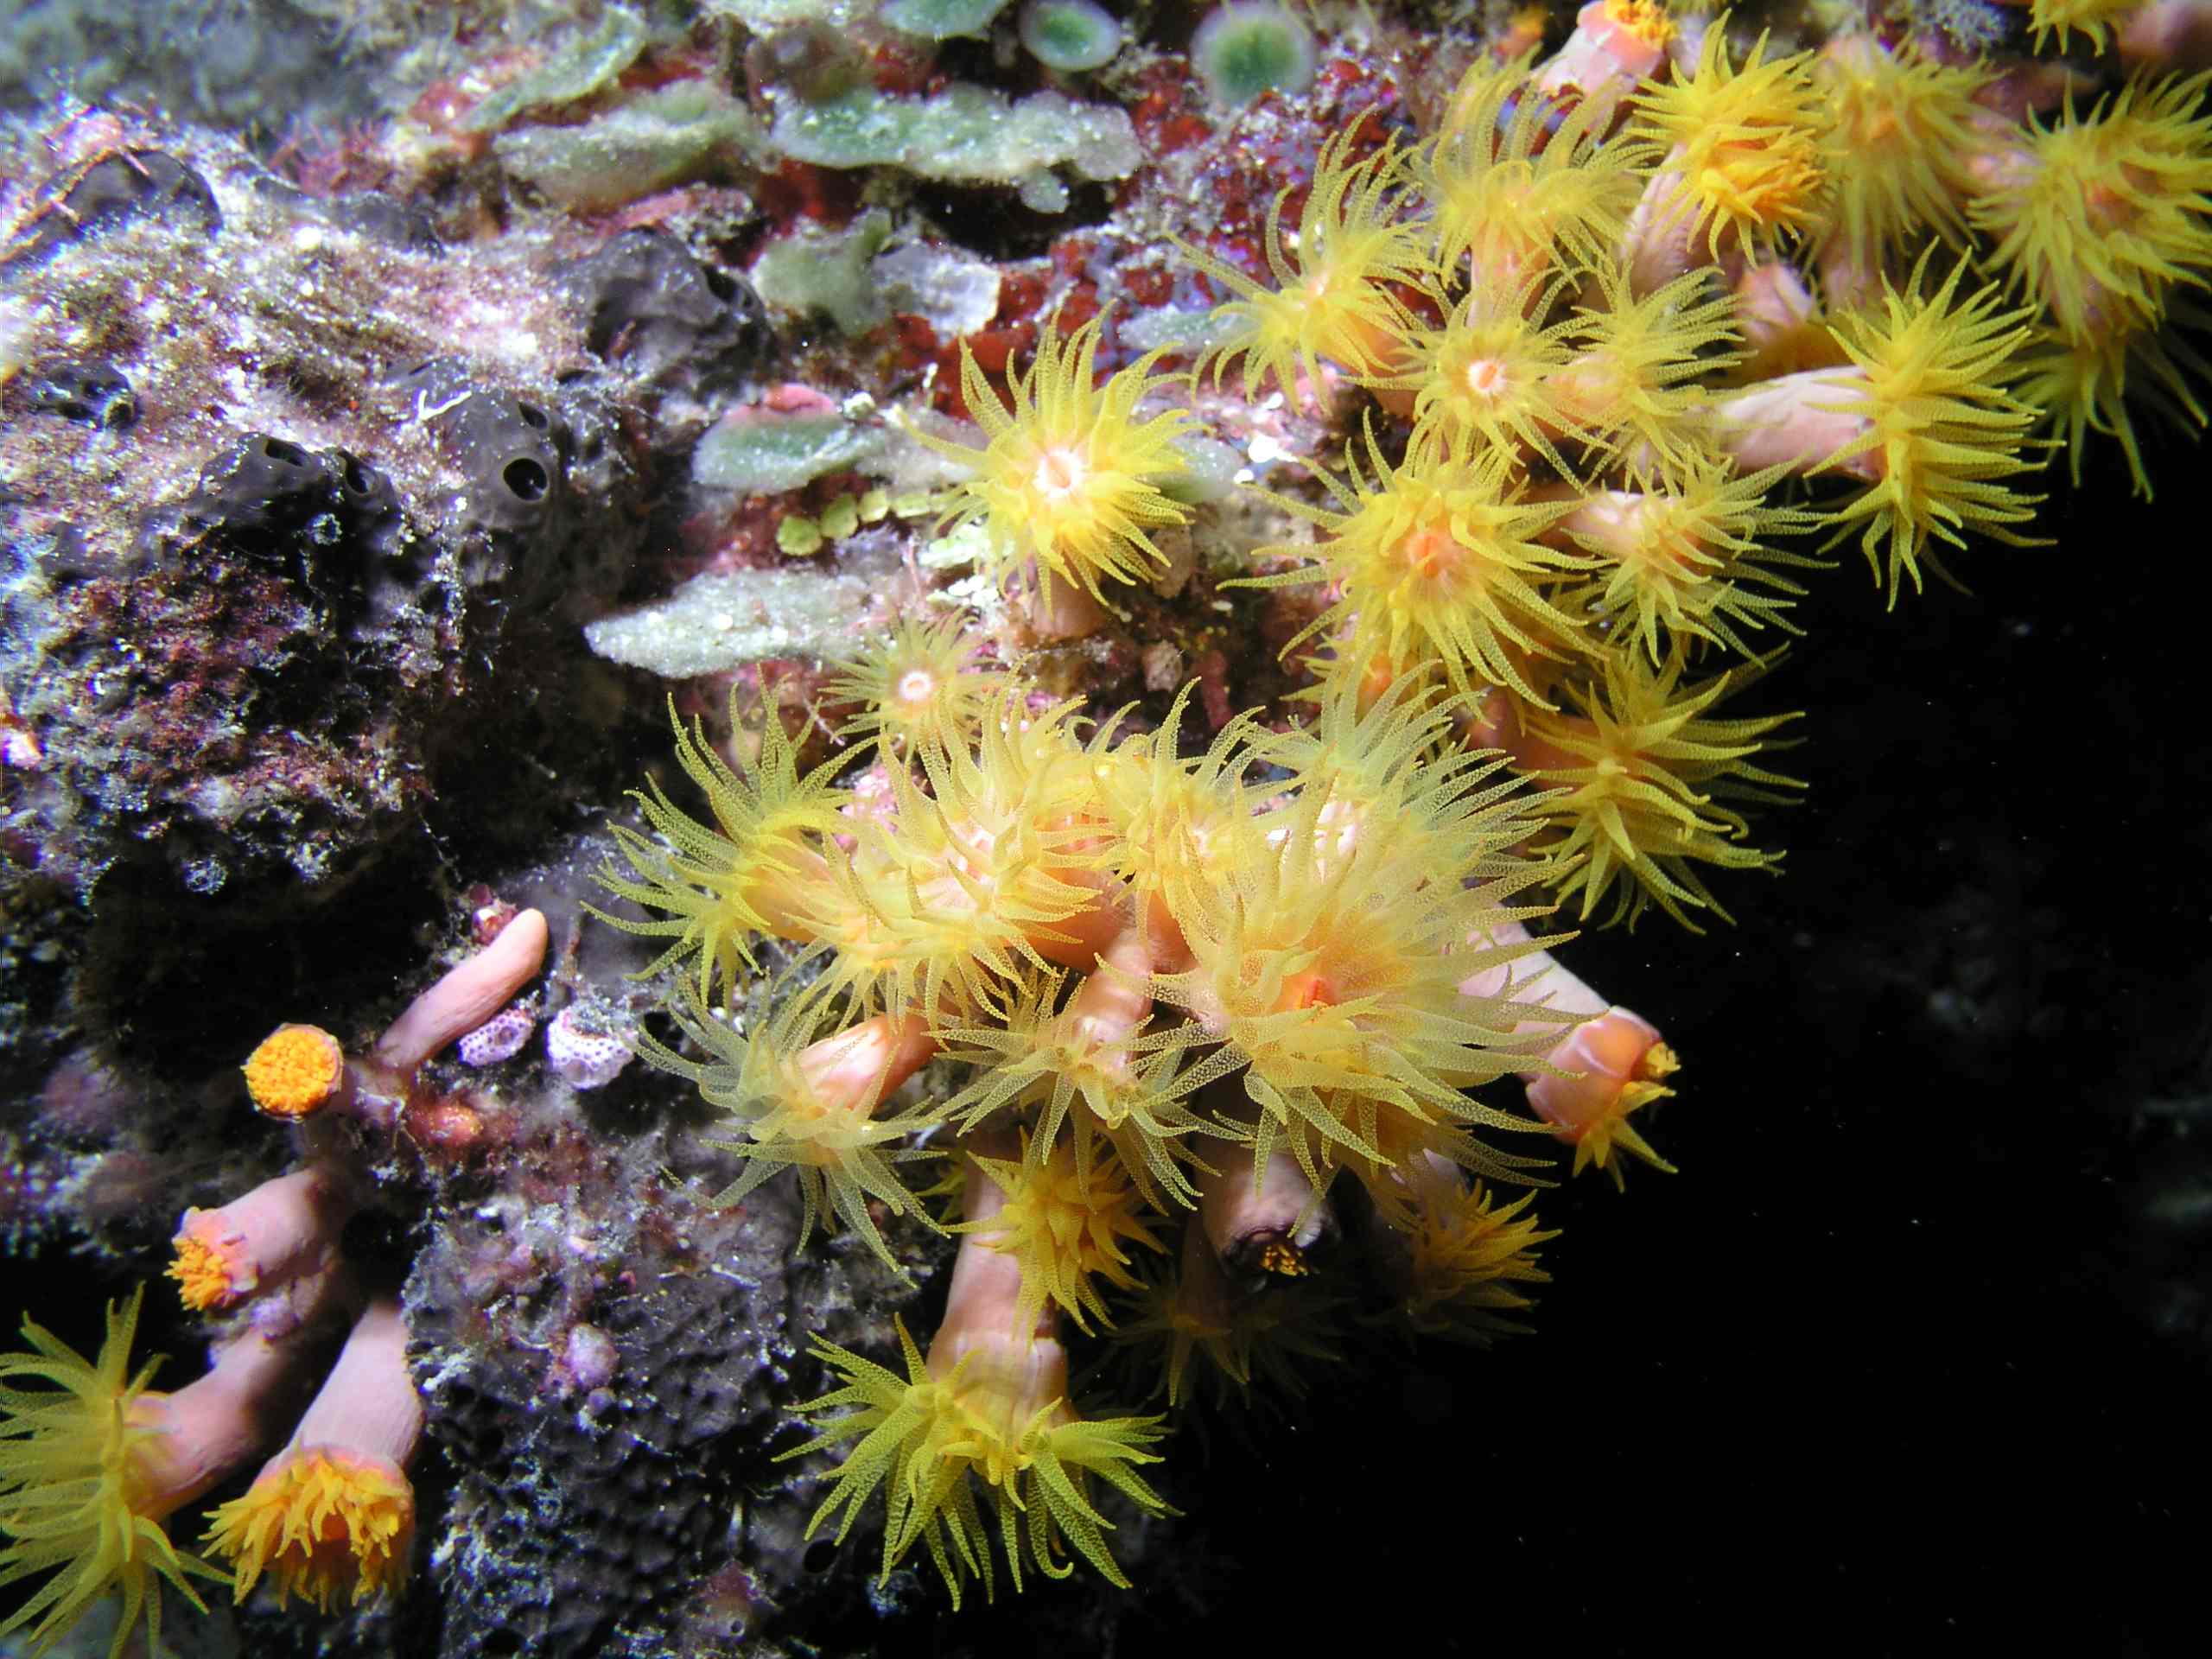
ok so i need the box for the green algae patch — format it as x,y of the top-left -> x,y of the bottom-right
693,407 -> 884,494
583,567 -> 881,676
750,213 -> 896,334
881,0 -> 1013,38
493,83 -> 762,211
465,7 -> 650,133
770,86 -> 1140,190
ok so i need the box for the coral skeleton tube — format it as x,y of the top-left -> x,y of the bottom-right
937,1146 -> 1049,1346
2120,0 -> 2212,70
169,1166 -> 353,1313
374,907 -> 550,1076
205,1298 -> 424,1611
130,1319 -> 322,1517
1536,0 -> 1676,118
1197,1130 -> 1333,1283
1707,369 -> 1883,479
796,1011 -> 938,1110
242,909 -> 550,1128
1459,918 -> 1678,1180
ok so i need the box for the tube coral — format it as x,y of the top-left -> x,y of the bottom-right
0,1290 -> 227,1659
204,1299 -> 424,1611
911,318 -> 1196,604
1179,123 -> 1435,404
589,696 -> 846,1005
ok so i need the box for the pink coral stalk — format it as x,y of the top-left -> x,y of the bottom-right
128,1319 -> 327,1519
375,907 -> 550,1076
1707,368 -> 1883,479
1536,0 -> 1678,120
1459,918 -> 1679,1180
203,1298 -> 424,1611
1197,1133 -> 1333,1285
168,1166 -> 353,1313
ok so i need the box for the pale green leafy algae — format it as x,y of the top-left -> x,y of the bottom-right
700,0 -> 868,28
693,410 -> 885,494
1120,305 -> 1244,359
771,86 -> 1140,191
1191,2 -> 1317,106
1019,0 -> 1122,72
464,6 -> 649,133
493,83 -> 762,210
881,0 -> 1014,39
874,242 -> 1003,335
750,213 -> 896,334
584,567 -> 883,676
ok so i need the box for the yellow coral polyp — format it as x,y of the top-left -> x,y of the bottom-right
637,990 -> 944,1274
1557,448 -> 1817,663
957,1138 -> 1165,1335
1396,1170 -> 1557,1343
784,1318 -> 1170,1608
1815,257 -> 2047,601
1243,423 -> 1586,709
1152,766 -> 1563,1190
1633,26 -> 1834,261
824,611 -> 1008,759
917,318 -> 1194,602
1180,124 -> 1434,403
588,691 -> 848,1006
1521,651 -> 1801,931
1421,59 -> 1641,283
1968,73 -> 2212,347
1810,38 -> 1988,270
241,1024 -> 345,1120
2025,0 -> 2146,51
936,972 -> 1222,1210
1382,273 -> 1581,470
792,693 -> 1119,1021
0,1288 -> 226,1659
203,1447 -> 413,1611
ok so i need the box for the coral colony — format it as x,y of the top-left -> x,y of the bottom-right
3,0 -> 2211,1649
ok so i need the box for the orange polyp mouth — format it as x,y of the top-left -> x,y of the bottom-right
1398,521 -> 1460,582
1278,970 -> 1336,1012
1033,446 -> 1090,499
1463,358 -> 1507,400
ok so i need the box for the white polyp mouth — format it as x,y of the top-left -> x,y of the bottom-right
1033,446 -> 1090,500
894,669 -> 937,708
1463,358 -> 1506,400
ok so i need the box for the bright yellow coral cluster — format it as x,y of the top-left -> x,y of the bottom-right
579,0 -> 2210,1619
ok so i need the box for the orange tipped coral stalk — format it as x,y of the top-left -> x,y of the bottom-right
1458,917 -> 1680,1184
241,908 -> 550,1128
168,1166 -> 354,1314
204,1298 -> 423,1612
1526,1007 -> 1681,1185
241,1024 -> 352,1122
1535,0 -> 1677,121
